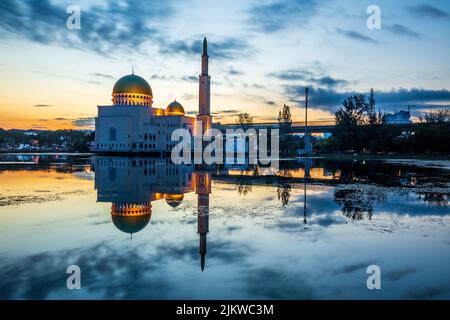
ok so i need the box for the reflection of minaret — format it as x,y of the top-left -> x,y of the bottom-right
196,171 -> 211,271
303,180 -> 307,225
197,37 -> 212,135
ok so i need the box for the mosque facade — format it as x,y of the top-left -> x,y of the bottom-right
94,38 -> 212,154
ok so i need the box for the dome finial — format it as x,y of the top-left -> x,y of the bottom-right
132,65 -> 134,75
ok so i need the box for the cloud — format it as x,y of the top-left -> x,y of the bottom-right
150,74 -> 173,81
407,4 -> 449,19
270,68 -> 349,89
54,117 -> 68,121
33,104 -> 52,108
181,75 -> 197,83
385,24 -> 420,38
90,72 -> 115,80
71,117 -> 95,128
386,268 -> 416,281
284,86 -> 450,112
247,0 -> 320,33
336,28 -> 377,43
228,68 -> 243,76
0,0 -> 174,56
333,261 -> 374,275
218,109 -> 240,114
160,37 -> 254,60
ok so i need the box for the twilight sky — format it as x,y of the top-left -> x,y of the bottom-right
0,0 -> 449,129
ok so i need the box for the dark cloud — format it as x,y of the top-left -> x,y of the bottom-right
0,0 -> 173,56
247,0 -> 319,33
333,261 -> 374,275
54,117 -> 68,121
385,24 -> 420,38
284,86 -> 450,112
218,109 -> 240,114
181,75 -> 197,83
314,76 -> 349,88
336,28 -> 377,43
160,37 -> 253,60
243,267 -> 314,299
228,68 -> 243,76
270,69 -> 349,89
269,69 -> 311,81
407,4 -> 449,19
386,268 -> 416,281
71,117 -> 95,128
150,74 -> 173,81
33,104 -> 52,107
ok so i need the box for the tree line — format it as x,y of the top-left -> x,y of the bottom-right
236,89 -> 450,155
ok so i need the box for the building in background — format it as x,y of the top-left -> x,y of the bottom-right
386,109 -> 412,124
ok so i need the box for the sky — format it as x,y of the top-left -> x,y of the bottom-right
0,0 -> 449,130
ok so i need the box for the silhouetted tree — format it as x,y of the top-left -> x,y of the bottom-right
278,104 -> 295,156
277,183 -> 291,207
236,113 -> 254,128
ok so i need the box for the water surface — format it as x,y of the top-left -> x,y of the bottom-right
0,154 -> 449,299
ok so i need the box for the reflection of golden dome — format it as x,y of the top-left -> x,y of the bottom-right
164,193 -> 184,208
165,100 -> 185,116
113,74 -> 152,95
111,203 -> 151,234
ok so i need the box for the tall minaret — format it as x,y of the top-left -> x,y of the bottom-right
197,37 -> 212,135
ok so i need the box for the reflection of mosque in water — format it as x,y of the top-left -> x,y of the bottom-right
93,157 -> 210,271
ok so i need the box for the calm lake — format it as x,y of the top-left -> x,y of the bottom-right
0,154 -> 449,299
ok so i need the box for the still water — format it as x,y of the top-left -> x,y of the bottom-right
0,154 -> 449,299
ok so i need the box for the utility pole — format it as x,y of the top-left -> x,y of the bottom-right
304,88 -> 310,154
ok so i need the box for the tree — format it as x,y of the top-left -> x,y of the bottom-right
422,109 -> 450,124
236,113 -> 253,128
334,94 -> 367,151
334,90 -> 386,153
277,104 -> 294,156
278,104 -> 292,133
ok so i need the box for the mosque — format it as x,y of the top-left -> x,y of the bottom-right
94,38 -> 212,154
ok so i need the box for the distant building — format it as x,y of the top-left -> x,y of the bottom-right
386,110 -> 411,124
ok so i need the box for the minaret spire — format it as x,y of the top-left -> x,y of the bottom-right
203,37 -> 208,56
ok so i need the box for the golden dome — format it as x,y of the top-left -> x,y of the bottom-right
112,74 -> 152,96
112,214 -> 151,235
165,193 -> 184,208
165,100 -> 185,116
111,203 -> 151,234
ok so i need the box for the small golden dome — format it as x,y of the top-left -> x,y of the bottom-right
165,193 -> 184,208
165,100 -> 185,116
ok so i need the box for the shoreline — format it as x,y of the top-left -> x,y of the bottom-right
1,151 -> 450,161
